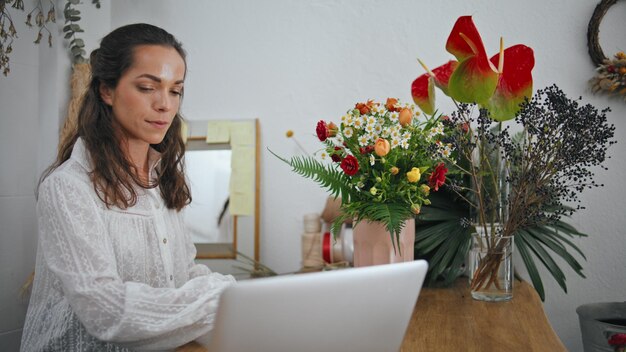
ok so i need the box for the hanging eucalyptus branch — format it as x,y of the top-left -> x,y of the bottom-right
63,0 -> 100,64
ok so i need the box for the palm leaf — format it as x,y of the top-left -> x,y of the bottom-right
415,188 -> 472,284
513,222 -> 587,301
518,228 -> 568,293
515,230 -> 546,300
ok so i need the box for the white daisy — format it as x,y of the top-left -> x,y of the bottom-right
353,117 -> 363,129
369,154 -> 375,166
343,127 -> 354,138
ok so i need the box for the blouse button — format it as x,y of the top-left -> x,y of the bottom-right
169,275 -> 173,281
163,238 -> 168,244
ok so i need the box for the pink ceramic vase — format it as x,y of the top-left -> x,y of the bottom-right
352,218 -> 415,267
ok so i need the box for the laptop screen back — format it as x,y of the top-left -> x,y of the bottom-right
205,260 -> 428,352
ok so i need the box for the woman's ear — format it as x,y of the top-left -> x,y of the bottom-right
99,83 -> 114,106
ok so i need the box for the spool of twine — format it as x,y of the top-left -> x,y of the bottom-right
303,213 -> 322,233
302,232 -> 325,267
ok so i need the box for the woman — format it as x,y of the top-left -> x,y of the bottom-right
20,23 -> 235,351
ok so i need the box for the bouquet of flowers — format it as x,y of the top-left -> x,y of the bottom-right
272,98 -> 453,250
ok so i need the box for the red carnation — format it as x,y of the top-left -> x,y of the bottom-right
340,155 -> 359,176
609,333 -> 626,347
331,146 -> 343,162
316,120 -> 328,141
428,162 -> 448,191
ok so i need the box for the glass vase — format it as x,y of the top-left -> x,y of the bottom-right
469,226 -> 513,302
467,120 -> 513,301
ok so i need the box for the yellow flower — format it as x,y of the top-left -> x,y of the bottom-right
390,166 -> 399,175
411,204 -> 421,215
370,187 -> 378,195
406,167 -> 421,183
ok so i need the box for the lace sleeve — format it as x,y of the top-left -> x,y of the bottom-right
37,174 -> 235,350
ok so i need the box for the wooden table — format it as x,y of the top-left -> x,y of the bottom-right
401,279 -> 566,351
178,279 -> 565,351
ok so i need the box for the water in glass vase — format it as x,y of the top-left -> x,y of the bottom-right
469,228 -> 513,302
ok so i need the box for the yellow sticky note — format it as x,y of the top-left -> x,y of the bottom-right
229,192 -> 253,216
229,145 -> 254,216
231,146 -> 255,171
229,121 -> 254,147
206,121 -> 231,143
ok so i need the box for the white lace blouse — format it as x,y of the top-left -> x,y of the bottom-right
20,138 -> 236,352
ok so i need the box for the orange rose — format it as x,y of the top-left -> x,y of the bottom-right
385,98 -> 399,112
374,138 -> 391,157
327,122 -> 338,137
399,108 -> 413,127
355,99 -> 377,115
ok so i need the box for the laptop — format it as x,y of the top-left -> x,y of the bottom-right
202,260 -> 428,352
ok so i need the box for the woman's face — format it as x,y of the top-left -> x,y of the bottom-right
100,44 -> 186,148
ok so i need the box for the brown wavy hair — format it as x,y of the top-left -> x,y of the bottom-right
40,23 -> 191,211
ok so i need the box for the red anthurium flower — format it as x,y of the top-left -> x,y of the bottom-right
485,44 -> 535,121
411,60 -> 457,116
445,16 -> 499,107
412,15 -> 534,121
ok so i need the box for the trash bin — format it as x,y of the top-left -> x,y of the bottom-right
577,302 -> 626,352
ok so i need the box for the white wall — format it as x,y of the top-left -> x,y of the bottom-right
1,0 -> 624,351
0,6 -> 39,349
0,0 -> 111,349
